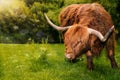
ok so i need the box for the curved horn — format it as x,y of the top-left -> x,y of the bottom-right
44,13 -> 71,31
88,25 -> 114,42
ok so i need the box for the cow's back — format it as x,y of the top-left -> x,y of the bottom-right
59,3 -> 113,35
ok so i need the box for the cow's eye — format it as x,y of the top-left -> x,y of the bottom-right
73,40 -> 82,48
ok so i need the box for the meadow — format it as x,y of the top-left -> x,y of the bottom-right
0,44 -> 120,80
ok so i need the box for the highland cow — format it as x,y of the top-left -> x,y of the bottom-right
44,3 -> 118,70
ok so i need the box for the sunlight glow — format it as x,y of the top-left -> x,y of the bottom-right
0,0 -> 19,11
0,0 -> 13,6
0,0 -> 28,17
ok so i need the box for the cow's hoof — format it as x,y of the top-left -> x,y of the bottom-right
112,64 -> 118,69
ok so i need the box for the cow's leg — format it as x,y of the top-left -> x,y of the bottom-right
86,50 -> 94,70
106,49 -> 118,68
105,34 -> 118,68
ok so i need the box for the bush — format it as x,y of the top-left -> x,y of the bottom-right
30,46 -> 50,72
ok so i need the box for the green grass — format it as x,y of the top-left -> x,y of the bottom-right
0,44 -> 120,80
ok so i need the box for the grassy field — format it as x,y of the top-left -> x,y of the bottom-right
0,44 -> 120,80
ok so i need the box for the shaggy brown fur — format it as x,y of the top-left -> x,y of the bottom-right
64,25 -> 89,57
59,3 -> 112,30
59,3 -> 113,55
59,3 -> 118,70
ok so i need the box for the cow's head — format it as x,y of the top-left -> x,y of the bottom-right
44,13 -> 114,61
63,25 -> 90,61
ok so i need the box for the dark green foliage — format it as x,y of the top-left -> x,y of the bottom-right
0,0 -> 63,43
0,0 -> 120,43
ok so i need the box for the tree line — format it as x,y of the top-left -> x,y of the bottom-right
0,0 -> 120,43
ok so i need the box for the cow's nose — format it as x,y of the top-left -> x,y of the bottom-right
65,53 -> 71,59
65,53 -> 76,61
65,53 -> 78,63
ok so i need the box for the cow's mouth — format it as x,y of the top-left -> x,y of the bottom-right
65,57 -> 80,63
65,53 -> 79,63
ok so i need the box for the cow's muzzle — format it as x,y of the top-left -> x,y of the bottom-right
65,53 -> 76,62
